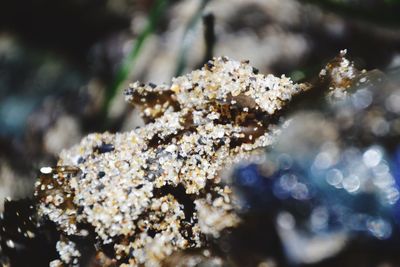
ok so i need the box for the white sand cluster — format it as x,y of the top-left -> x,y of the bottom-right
320,50 -> 359,98
35,57 -> 309,266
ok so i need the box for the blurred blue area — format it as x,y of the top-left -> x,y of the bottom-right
0,38 -> 86,136
234,144 -> 399,239
391,145 -> 400,224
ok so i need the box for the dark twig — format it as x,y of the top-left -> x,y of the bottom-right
202,13 -> 216,64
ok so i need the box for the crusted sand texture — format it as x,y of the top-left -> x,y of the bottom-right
36,57 -> 310,266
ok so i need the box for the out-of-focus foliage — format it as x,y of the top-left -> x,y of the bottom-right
302,0 -> 400,26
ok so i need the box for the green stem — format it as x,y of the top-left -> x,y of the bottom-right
102,0 -> 168,117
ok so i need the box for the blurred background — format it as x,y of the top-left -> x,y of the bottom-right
0,0 -> 400,213
1,1 -> 400,266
